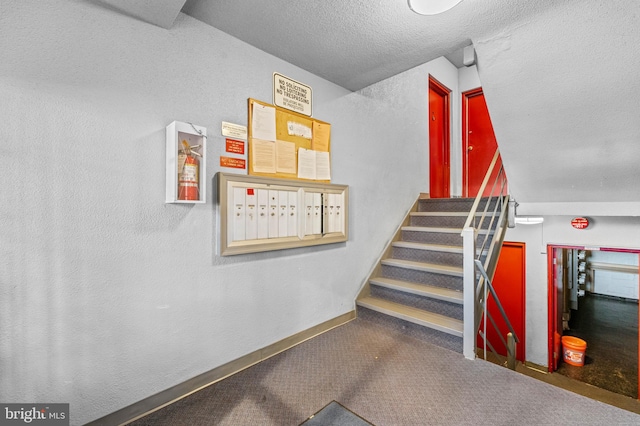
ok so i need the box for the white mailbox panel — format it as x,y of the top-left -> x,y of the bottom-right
217,173 -> 348,256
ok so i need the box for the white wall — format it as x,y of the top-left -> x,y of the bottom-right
459,64 -> 481,93
588,251 -> 639,299
504,214 -> 640,366
472,1 -> 640,208
359,56 -> 461,197
0,1 -> 457,424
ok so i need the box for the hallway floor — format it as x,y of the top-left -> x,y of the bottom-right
128,315 -> 640,425
559,293 -> 638,399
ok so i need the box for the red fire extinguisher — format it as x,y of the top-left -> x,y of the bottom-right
178,140 -> 200,201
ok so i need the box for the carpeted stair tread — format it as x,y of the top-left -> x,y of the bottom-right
391,241 -> 462,253
381,258 -> 463,277
357,296 -> 463,337
359,196 -> 505,349
369,277 -> 463,304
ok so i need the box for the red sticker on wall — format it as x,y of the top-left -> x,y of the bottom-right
220,156 -> 246,169
247,188 -> 254,196
571,217 -> 589,229
225,139 -> 245,154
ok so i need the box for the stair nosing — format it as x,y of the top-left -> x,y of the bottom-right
410,212 -> 497,217
380,258 -> 463,276
369,277 -> 463,304
357,296 -> 463,337
402,226 -> 462,234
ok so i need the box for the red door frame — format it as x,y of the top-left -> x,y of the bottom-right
547,244 -> 640,398
462,88 -> 475,198
428,76 -> 450,198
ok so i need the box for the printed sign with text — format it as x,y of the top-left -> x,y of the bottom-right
273,73 -> 312,116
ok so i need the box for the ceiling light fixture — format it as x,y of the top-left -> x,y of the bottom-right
408,0 -> 464,15
514,217 -> 545,225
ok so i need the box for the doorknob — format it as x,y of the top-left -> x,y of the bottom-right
468,146 -> 474,151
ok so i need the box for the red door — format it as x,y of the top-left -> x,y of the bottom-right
462,89 -> 501,197
478,242 -> 526,362
429,76 -> 450,198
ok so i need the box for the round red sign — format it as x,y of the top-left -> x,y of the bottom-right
571,217 -> 589,229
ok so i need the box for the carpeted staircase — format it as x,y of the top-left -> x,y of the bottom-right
357,196 -> 494,353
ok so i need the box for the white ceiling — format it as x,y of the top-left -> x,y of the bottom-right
94,0 -> 640,210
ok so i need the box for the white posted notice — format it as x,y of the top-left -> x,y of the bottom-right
251,103 -> 276,141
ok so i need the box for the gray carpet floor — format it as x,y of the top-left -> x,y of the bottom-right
129,316 -> 640,425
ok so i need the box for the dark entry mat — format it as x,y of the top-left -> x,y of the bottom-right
300,401 -> 374,426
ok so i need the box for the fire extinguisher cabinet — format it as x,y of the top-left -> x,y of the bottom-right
166,121 -> 207,203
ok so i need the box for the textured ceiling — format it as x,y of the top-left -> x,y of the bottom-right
181,0 -> 560,91
94,0 -> 186,29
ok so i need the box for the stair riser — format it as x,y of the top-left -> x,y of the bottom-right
401,230 -> 463,246
381,264 -> 463,291
401,230 -> 495,249
474,235 -> 496,255
410,215 -> 494,229
418,198 -> 500,213
410,215 -> 467,228
418,199 -> 475,212
370,285 -> 463,320
391,246 -> 462,267
357,306 -> 463,353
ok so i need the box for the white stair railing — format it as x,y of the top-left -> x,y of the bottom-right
462,150 -> 517,366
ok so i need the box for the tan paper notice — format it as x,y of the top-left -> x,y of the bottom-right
312,121 -> 331,152
251,139 -> 276,173
276,140 -> 296,174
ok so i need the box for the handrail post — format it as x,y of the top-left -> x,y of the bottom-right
507,332 -> 516,370
462,227 -> 476,360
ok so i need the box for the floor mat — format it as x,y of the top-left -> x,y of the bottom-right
300,401 -> 373,426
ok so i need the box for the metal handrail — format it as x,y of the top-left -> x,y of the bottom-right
462,148 -> 518,368
461,150 -> 502,230
475,259 -> 519,344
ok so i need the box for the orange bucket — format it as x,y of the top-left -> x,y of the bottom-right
562,336 -> 587,366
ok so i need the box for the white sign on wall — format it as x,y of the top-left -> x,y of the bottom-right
273,73 -> 312,116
